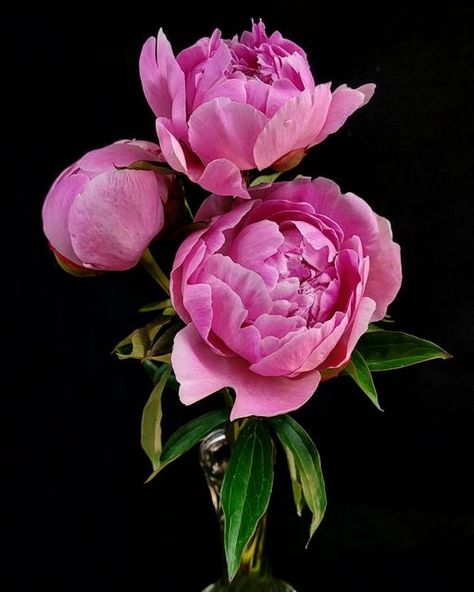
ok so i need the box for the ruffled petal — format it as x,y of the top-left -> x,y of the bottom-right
172,324 -> 321,420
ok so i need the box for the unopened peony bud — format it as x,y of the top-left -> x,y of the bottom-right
42,140 -> 176,273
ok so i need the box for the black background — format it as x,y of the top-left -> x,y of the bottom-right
5,2 -> 474,590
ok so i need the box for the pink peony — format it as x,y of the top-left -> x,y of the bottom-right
42,140 -> 171,273
140,21 -> 375,198
170,178 -> 402,420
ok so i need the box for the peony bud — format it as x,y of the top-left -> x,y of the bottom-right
42,140 -> 174,273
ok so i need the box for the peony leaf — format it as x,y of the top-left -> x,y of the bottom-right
270,415 -> 327,545
357,330 -> 451,372
221,420 -> 274,581
141,365 -> 172,470
345,350 -> 382,410
145,409 -> 230,482
249,171 -> 282,187
114,317 -> 179,362
139,298 -> 173,313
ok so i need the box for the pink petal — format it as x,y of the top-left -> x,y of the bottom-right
196,159 -> 250,198
156,118 -> 189,174
310,83 -> 375,147
172,324 -> 235,405
139,30 -> 187,139
309,178 -> 380,251
170,230 -> 208,322
324,296 -> 376,368
69,171 -> 164,270
202,254 -> 272,321
207,276 -> 262,363
364,215 -> 402,321
228,220 -> 283,288
188,98 -> 267,169
42,171 -> 89,265
76,140 -> 161,174
194,194 -> 235,222
254,85 -> 332,170
250,319 -> 343,377
172,324 -> 321,420
230,368 -> 321,420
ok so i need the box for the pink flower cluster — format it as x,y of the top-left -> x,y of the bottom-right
42,21 -> 402,419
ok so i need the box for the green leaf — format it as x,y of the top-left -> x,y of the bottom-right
357,330 -> 451,372
270,415 -> 326,545
139,299 -> 172,313
145,409 -> 230,482
286,447 -> 304,516
114,316 -> 178,362
249,171 -> 282,187
345,350 -> 382,410
141,365 -> 172,470
221,420 -> 274,581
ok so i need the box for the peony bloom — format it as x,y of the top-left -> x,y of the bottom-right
140,21 -> 375,199
42,140 -> 172,273
170,178 -> 402,420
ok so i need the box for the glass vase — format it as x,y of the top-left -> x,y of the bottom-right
199,428 -> 296,592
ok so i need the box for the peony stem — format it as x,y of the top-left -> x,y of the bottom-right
141,248 -> 170,295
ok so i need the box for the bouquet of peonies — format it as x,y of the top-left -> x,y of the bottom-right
42,20 -> 449,588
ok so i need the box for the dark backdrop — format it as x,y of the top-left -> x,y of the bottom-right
5,2 -> 474,590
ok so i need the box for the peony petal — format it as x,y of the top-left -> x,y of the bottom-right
250,322 -> 342,377
324,296 -> 376,368
194,193 -> 235,222
156,118 -> 189,174
364,215 -> 402,321
172,324 -> 236,405
42,171 -> 89,265
170,230 -> 208,322
77,140 -> 162,174
69,171 -> 164,270
310,83 -> 374,147
188,98 -> 267,169
139,30 -> 187,138
196,159 -> 250,198
202,254 -> 272,321
230,367 -> 321,420
171,324 -> 320,420
207,276 -> 262,363
254,85 -> 332,170
228,220 -> 284,288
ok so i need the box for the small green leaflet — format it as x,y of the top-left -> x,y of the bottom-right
345,350 -> 382,410
145,409 -> 230,483
139,298 -> 173,313
221,420 -> 274,581
141,365 -> 172,470
249,171 -> 282,187
357,330 -> 451,371
270,415 -> 327,545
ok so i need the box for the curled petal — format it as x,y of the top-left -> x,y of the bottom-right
254,85 -> 332,170
310,83 -> 375,147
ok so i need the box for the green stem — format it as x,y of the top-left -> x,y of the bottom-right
141,248 -> 170,295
